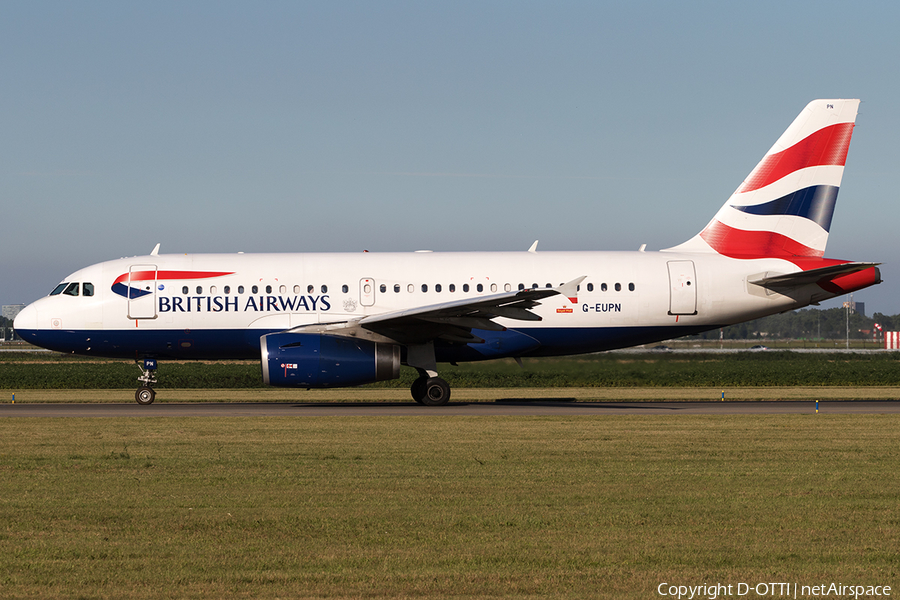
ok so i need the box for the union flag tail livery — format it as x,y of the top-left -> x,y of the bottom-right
670,99 -> 858,259
14,99 -> 881,406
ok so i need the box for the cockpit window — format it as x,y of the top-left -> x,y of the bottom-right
50,282 -> 93,297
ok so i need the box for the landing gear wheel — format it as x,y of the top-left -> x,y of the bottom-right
135,386 -> 156,406
411,377 -> 428,404
420,377 -> 451,407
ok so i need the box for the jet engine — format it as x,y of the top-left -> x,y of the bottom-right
261,332 -> 400,388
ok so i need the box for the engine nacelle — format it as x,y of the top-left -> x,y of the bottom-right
261,332 -> 400,388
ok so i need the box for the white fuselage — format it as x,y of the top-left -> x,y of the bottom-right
14,249 -> 838,362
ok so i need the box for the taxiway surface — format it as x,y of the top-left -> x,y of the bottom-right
2,401 -> 899,417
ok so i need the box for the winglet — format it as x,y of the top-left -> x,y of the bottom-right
557,276 -> 586,304
150,243 -> 161,256
528,240 -> 539,253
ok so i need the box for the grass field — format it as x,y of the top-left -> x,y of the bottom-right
4,351 -> 900,390
2,416 -> 899,599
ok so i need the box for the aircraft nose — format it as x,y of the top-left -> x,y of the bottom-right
13,302 -> 39,336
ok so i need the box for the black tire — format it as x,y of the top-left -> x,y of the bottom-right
420,377 -> 451,407
411,376 -> 428,404
135,386 -> 156,406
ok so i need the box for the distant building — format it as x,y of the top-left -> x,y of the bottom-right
2,304 -> 25,341
841,300 -> 866,317
2,304 -> 25,322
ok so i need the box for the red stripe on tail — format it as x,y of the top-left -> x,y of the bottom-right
738,122 -> 854,193
699,221 -> 823,259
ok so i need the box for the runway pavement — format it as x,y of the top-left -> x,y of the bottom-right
2,400 -> 900,417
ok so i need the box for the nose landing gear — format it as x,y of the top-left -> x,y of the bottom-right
135,358 -> 158,405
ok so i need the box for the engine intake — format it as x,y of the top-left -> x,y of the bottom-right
261,332 -> 400,388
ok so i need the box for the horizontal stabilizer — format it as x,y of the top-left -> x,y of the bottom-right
749,262 -> 880,288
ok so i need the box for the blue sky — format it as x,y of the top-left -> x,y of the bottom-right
2,1 -> 898,315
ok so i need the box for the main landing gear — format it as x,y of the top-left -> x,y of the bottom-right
411,374 -> 451,406
135,358 -> 158,405
407,341 -> 451,406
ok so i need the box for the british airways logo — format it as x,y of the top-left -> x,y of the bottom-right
158,294 -> 330,313
112,270 -> 234,299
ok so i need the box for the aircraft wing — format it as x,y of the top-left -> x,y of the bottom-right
288,276 -> 585,345
749,262 -> 880,288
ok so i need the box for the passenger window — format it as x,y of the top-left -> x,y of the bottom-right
503,283 -> 510,292
83,283 -> 94,297
210,286 -> 217,295
252,285 -> 259,294
531,283 -> 538,289
280,285 -> 286,294
266,285 -> 272,294
308,285 -> 314,294
407,284 -> 414,293
518,283 -> 525,291
50,283 -> 68,296
380,284 -> 386,293
601,283 -> 608,292
463,284 -> 470,292
183,286 -> 189,295
342,284 -> 349,293
449,284 -> 456,292
225,286 -> 231,294
238,286 -> 245,294
196,286 -> 203,294
477,283 -> 483,292
63,282 -> 80,297
629,283 -> 635,291
394,284 -> 400,293
421,284 -> 428,293
435,284 -> 442,293
587,283 -> 594,292
615,283 -> 622,292
293,285 -> 301,294
321,285 -> 328,294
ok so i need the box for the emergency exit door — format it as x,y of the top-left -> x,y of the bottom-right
667,261 -> 697,315
359,278 -> 376,307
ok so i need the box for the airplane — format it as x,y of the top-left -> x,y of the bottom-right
14,99 -> 881,406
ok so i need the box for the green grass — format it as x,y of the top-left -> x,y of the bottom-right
4,351 -> 900,389
1,416 -> 899,599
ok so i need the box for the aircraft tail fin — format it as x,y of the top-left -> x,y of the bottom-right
665,99 -> 860,258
